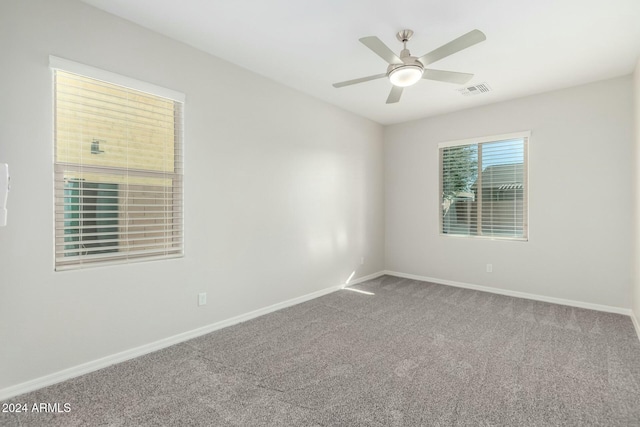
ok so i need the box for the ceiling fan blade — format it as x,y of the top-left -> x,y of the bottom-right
359,36 -> 403,65
418,29 -> 486,66
333,73 -> 387,88
386,85 -> 403,104
422,69 -> 474,85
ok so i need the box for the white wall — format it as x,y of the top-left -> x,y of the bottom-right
385,76 -> 634,309
634,59 -> 640,323
0,0 -> 384,391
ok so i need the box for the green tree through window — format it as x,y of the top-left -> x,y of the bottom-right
63,180 -> 119,257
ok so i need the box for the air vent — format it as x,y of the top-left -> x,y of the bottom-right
458,82 -> 492,96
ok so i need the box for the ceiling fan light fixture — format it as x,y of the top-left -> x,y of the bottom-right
388,65 -> 423,87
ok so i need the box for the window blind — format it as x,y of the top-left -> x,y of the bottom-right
52,65 -> 184,270
439,132 -> 529,240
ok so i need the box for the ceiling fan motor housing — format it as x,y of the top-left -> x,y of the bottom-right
387,30 -> 425,87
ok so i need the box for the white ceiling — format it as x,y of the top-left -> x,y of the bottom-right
82,0 -> 640,125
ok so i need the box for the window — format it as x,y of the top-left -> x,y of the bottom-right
439,132 -> 529,240
51,57 -> 184,270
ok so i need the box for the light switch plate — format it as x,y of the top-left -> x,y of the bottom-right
198,292 -> 207,306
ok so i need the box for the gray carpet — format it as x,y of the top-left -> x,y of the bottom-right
2,275 -> 640,426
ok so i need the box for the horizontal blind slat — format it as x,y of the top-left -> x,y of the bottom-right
55,247 -> 183,264
55,229 -> 182,240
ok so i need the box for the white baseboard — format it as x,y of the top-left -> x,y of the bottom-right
0,271 -> 385,401
383,270 -> 633,316
632,311 -> 640,342
343,270 -> 386,287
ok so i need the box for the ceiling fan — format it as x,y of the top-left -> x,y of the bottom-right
333,29 -> 486,104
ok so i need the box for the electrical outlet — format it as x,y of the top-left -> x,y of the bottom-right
486,264 -> 493,273
198,292 -> 207,306
360,257 -> 365,265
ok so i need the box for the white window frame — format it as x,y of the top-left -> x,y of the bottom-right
50,56 -> 185,270
438,131 -> 530,241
